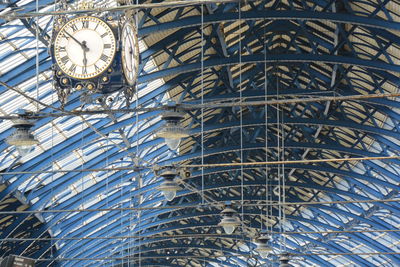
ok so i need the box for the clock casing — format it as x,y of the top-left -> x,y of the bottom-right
121,20 -> 139,86
50,13 -> 139,106
53,16 -> 117,80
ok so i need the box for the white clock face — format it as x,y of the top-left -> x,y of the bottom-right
121,21 -> 139,86
54,16 -> 117,79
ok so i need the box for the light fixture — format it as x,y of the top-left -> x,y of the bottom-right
218,206 -> 241,234
279,252 -> 291,267
156,110 -> 189,151
6,113 -> 38,157
255,232 -> 272,259
157,167 -> 181,201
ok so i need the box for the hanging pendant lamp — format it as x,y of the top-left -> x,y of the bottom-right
6,112 -> 38,157
218,205 -> 241,234
157,167 -> 181,201
279,252 -> 291,267
255,232 -> 272,259
156,110 -> 189,151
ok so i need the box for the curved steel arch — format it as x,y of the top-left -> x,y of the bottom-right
1,0 -> 400,265
32,119 -> 400,264
21,118 -> 400,266
0,110 -> 161,201
62,202 -> 388,266
138,54 -> 400,84
59,201 -> 398,261
139,10 -> 400,36
50,168 -> 400,264
44,175 -> 396,247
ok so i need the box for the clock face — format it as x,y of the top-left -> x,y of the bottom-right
121,21 -> 139,86
53,16 -> 117,80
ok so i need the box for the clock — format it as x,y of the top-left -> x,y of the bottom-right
121,20 -> 139,86
51,12 -> 138,106
53,16 -> 117,80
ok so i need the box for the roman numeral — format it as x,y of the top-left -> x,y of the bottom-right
104,44 -> 111,49
101,32 -> 108,38
69,64 -> 77,73
82,20 -> 89,28
61,33 -> 69,40
94,64 -> 100,72
59,46 -> 66,52
61,56 -> 69,64
70,24 -> 78,32
100,54 -> 109,62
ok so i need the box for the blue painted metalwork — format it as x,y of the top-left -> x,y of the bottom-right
138,54 -> 400,84
1,0 -> 400,266
139,10 -> 400,36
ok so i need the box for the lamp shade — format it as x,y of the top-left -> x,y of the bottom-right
164,137 -> 181,151
218,207 -> 241,234
157,168 -> 181,201
162,190 -> 176,201
255,233 -> 272,259
158,180 -> 180,201
223,225 -> 235,235
16,146 -> 34,157
156,111 -> 189,151
6,119 -> 38,156
279,253 -> 290,267
157,122 -> 189,139
256,243 -> 272,259
157,122 -> 189,150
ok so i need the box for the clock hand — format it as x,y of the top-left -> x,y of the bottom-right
83,49 -> 88,67
63,30 -> 89,51
82,41 -> 88,73
128,36 -> 134,50
127,37 -> 135,68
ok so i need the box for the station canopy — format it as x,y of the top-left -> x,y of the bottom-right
0,0 -> 400,266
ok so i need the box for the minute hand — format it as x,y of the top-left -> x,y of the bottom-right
63,30 -> 88,51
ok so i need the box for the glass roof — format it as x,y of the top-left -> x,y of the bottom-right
1,0 -> 400,266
